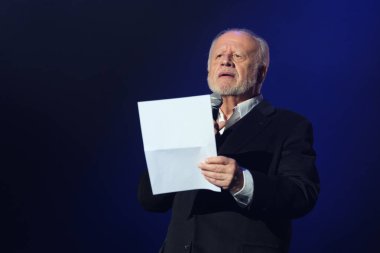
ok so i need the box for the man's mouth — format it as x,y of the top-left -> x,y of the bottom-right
218,72 -> 235,78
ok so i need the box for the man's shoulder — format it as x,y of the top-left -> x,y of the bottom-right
274,107 -> 310,123
259,100 -> 311,123
264,107 -> 314,141
260,103 -> 313,134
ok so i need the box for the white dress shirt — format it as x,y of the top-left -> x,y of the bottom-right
217,94 -> 263,207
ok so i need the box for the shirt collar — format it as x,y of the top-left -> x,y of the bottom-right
234,94 -> 263,119
218,94 -> 263,133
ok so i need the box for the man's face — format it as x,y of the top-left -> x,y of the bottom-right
207,31 -> 259,96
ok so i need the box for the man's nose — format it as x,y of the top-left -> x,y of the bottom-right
220,54 -> 234,67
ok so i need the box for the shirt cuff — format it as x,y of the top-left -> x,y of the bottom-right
231,167 -> 254,207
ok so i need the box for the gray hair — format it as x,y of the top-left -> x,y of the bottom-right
207,28 -> 270,75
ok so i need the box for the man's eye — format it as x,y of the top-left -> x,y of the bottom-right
233,54 -> 245,61
216,54 -> 222,59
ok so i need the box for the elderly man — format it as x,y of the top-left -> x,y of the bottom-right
138,29 -> 319,253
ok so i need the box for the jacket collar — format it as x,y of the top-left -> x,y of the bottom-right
217,100 -> 275,155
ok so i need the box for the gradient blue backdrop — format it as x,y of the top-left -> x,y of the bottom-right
1,0 -> 379,252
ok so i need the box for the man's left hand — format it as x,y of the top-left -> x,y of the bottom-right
198,156 -> 243,193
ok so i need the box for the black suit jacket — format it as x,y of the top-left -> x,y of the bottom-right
138,100 -> 320,253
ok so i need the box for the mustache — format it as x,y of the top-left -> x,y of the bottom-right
217,69 -> 236,78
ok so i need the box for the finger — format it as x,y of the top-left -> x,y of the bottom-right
198,163 -> 225,173
201,170 -> 226,180
203,175 -> 224,186
204,156 -> 230,165
203,175 -> 230,189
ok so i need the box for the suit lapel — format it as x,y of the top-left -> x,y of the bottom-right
188,101 -> 275,218
218,100 -> 275,155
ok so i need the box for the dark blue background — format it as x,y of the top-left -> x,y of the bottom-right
1,0 -> 379,252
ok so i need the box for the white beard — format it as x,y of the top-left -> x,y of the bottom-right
207,76 -> 256,96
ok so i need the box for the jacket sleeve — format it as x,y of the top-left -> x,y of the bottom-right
251,119 -> 320,219
137,170 -> 175,212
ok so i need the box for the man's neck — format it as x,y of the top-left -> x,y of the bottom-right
220,93 -> 255,119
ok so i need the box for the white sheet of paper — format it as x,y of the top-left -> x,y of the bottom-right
138,94 -> 220,194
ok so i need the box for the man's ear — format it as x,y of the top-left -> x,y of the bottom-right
256,65 -> 268,84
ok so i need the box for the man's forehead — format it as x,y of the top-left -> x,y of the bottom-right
211,31 -> 258,51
